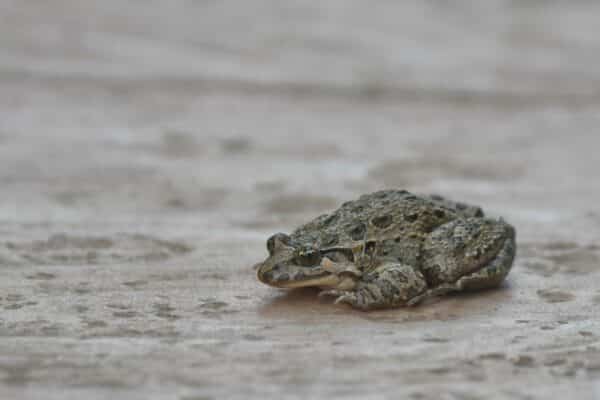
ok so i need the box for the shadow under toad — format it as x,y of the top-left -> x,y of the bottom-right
257,283 -> 514,322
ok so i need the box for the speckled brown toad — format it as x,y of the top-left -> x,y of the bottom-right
256,190 -> 516,310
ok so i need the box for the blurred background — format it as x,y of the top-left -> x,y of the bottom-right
2,1 -> 599,230
1,1 -> 600,399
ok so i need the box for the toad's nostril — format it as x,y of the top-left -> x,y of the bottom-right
260,270 -> 274,282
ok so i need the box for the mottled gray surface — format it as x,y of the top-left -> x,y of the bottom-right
1,1 -> 600,399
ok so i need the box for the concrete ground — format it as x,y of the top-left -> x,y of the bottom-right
1,1 -> 600,399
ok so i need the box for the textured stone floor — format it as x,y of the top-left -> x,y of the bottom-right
1,1 -> 600,399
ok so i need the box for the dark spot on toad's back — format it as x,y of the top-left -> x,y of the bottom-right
372,215 -> 393,228
322,233 -> 339,246
349,223 -> 366,241
322,214 -> 339,226
434,209 -> 446,219
404,213 -> 419,222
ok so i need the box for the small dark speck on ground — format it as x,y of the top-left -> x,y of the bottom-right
512,355 -> 535,367
536,289 -> 575,303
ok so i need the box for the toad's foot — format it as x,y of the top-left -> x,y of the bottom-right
318,289 -> 363,308
318,289 -> 360,308
318,289 -> 347,299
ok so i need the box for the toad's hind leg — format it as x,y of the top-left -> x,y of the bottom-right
331,263 -> 428,310
456,235 -> 515,291
408,218 -> 516,306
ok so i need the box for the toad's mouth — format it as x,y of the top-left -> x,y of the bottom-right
258,255 -> 362,289
271,272 -> 340,289
257,265 -> 339,289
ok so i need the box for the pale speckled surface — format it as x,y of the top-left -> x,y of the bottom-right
1,1 -> 600,399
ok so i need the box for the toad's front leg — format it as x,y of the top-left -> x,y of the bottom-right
323,262 -> 428,310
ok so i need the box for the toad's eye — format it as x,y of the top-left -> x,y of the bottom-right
295,249 -> 322,267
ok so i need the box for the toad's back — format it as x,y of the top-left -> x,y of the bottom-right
290,190 -> 484,249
